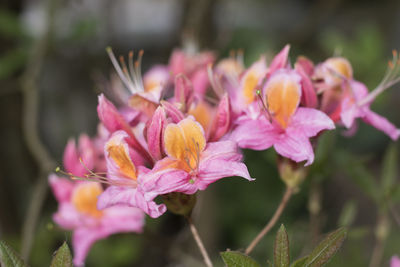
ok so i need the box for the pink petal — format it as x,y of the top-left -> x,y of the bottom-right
53,203 -> 82,230
201,140 -> 242,162
97,186 -> 166,218
289,107 -> 335,137
97,94 -> 125,133
161,100 -> 185,123
191,68 -> 210,96
174,74 -> 194,110
169,49 -> 186,76
197,159 -> 253,190
362,110 -> 400,140
63,138 -> 80,175
146,107 -> 166,160
295,63 -> 318,108
72,227 -> 103,266
141,162 -> 196,197
340,97 -> 360,128
208,94 -> 232,142
231,117 -> 280,150
391,255 -> 400,267
102,206 -> 145,234
48,174 -> 74,202
268,44 -> 290,75
274,133 -> 314,166
295,56 -> 314,76
104,131 -> 138,181
143,65 -> 169,102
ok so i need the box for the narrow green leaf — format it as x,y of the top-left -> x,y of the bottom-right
274,224 -> 290,267
220,251 -> 261,267
304,228 -> 347,267
290,256 -> 308,267
0,240 -> 28,267
381,144 -> 398,196
50,242 -> 73,267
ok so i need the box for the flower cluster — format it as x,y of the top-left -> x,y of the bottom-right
49,45 -> 400,265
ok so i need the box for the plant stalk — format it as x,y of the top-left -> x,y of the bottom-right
245,186 -> 293,255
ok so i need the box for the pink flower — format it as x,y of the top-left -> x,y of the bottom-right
232,70 -> 334,166
97,94 -> 153,164
49,175 -> 145,266
96,131 -> 167,218
315,56 -> 400,140
341,81 -> 400,140
391,255 -> 400,267
140,117 -> 253,201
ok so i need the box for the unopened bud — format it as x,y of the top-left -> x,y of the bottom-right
162,192 -> 197,216
278,157 -> 307,189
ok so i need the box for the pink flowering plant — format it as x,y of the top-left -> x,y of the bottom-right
52,45 -> 400,266
3,43 -> 400,267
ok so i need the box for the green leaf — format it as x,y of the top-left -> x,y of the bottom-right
50,242 -> 73,267
220,251 -> 261,267
274,224 -> 290,267
0,240 -> 28,267
381,144 -> 398,196
290,256 -> 308,267
304,228 -> 347,267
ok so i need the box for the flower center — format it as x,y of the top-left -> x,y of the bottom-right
72,182 -> 103,218
265,72 -> 301,129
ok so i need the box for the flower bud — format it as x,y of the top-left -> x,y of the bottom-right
162,192 -> 197,217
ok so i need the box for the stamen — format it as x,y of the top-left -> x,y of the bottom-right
106,47 -> 146,95
106,47 -> 133,91
358,49 -> 400,106
256,89 -> 272,122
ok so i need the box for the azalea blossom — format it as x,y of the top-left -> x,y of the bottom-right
232,70 -> 335,166
96,131 -> 167,218
315,56 -> 400,140
141,117 -> 253,201
49,175 -> 145,266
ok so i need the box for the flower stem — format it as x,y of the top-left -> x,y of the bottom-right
245,186 -> 293,255
187,217 -> 213,267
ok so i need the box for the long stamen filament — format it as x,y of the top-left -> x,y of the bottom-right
358,50 -> 400,106
256,90 -> 272,122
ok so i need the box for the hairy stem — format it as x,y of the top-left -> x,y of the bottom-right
245,186 -> 293,255
187,217 -> 213,267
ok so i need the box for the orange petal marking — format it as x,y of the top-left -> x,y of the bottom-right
326,57 -> 353,80
266,75 -> 301,129
144,79 -> 159,92
188,101 -> 213,134
72,182 -> 103,218
164,118 -> 206,170
242,71 -> 259,104
107,143 -> 137,180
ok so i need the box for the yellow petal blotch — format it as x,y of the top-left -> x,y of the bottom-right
72,182 -> 103,218
107,144 -> 137,180
188,101 -> 213,134
164,118 -> 206,170
326,57 -> 353,80
242,72 -> 259,104
266,75 -> 301,129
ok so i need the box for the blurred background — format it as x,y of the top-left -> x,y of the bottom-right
1,0 -> 400,266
